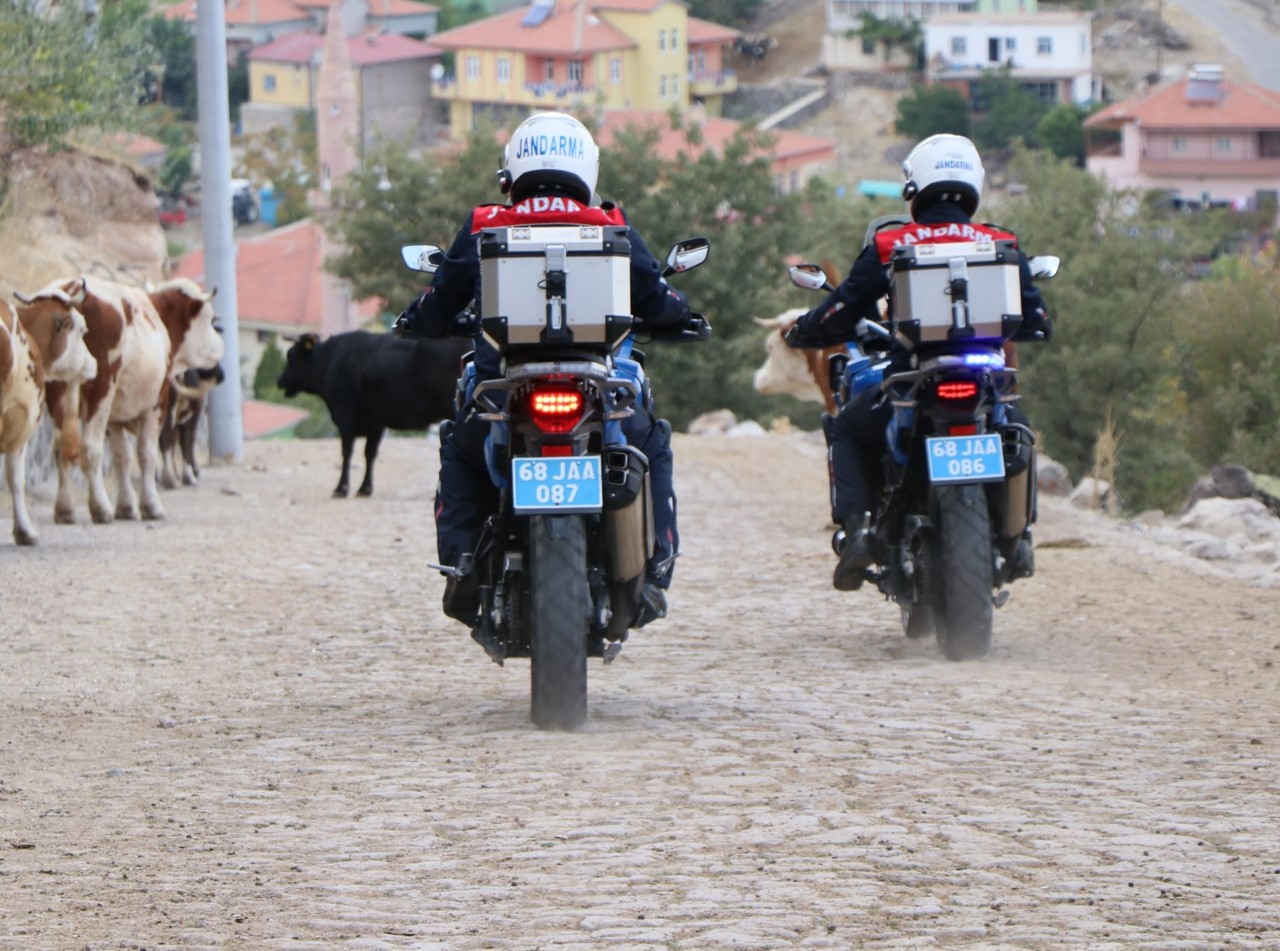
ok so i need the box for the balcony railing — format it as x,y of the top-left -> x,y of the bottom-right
1139,156 -> 1280,178
688,68 -> 736,94
430,75 -> 596,104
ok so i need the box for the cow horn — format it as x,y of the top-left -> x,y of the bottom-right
203,286 -> 217,302
13,290 -> 33,304
753,316 -> 781,328
144,280 -> 157,294
66,280 -> 86,306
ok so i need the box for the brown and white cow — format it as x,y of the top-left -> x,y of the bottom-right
1,292 -> 97,544
19,275 -> 223,524
752,308 -> 845,415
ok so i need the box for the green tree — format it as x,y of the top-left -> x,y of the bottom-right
1034,103 -> 1088,165
1176,247 -> 1280,476
254,336 -> 287,399
971,70 -> 1049,155
894,83 -> 970,140
146,14 -> 199,121
850,13 -> 923,68
237,112 -> 318,227
0,1 -> 153,149
997,149 -> 1229,511
685,0 -> 764,27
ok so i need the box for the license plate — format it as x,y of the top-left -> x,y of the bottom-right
925,434 -> 1005,484
512,455 -> 603,513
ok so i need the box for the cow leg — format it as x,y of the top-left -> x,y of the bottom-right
52,426 -> 78,524
107,424 -> 140,520
181,417 -> 200,485
335,433 -> 355,497
5,450 -> 38,546
82,415 -> 115,524
159,422 -> 179,490
357,429 -> 383,497
136,409 -> 166,520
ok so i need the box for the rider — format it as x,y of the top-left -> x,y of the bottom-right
397,111 -> 695,627
784,133 -> 1052,591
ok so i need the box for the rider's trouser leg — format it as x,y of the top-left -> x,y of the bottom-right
621,407 -> 677,590
435,409 -> 492,568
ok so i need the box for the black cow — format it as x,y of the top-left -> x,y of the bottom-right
277,331 -> 469,497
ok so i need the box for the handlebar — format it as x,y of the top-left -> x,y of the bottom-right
638,313 -> 712,343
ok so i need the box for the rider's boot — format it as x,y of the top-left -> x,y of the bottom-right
1006,530 -> 1036,580
441,553 -> 480,624
633,581 -> 668,629
832,514 -> 874,592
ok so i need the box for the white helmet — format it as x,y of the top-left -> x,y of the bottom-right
501,112 -> 600,204
901,133 -> 984,217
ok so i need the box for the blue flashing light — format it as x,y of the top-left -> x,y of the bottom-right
963,352 -> 1005,368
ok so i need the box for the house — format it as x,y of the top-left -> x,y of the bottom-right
1085,65 -> 1280,215
171,219 -> 385,392
242,30 -> 445,149
925,11 -> 1094,105
596,109 -> 837,194
164,0 -> 438,62
824,0 -> 1038,72
427,0 -> 740,135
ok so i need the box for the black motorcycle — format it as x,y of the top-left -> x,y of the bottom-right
790,216 -> 1059,660
402,227 -> 710,728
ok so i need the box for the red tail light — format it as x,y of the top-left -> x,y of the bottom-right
529,386 -> 584,434
936,380 -> 978,401
950,424 -> 977,436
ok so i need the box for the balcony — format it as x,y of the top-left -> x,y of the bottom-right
689,68 -> 737,97
1138,156 -> 1280,178
430,74 -> 597,106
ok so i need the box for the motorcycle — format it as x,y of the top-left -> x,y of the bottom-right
789,216 -> 1059,660
401,226 -> 711,729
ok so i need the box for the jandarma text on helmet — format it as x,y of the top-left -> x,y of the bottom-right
513,133 -> 587,160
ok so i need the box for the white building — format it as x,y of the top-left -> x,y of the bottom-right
825,0 -> 1039,73
924,12 -> 1095,105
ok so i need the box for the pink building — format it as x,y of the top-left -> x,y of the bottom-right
1085,65 -> 1280,213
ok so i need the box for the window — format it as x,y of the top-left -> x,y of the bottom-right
1215,135 -> 1233,153
610,55 -> 622,84
465,55 -> 480,80
659,75 -> 668,99
263,74 -> 277,92
658,29 -> 666,52
697,49 -> 706,70
1005,36 -> 1016,52
1172,135 -> 1187,153
1036,36 -> 1052,55
862,36 -> 875,55
671,28 -> 678,51
951,36 -> 966,57
671,74 -> 679,97
497,57 -> 510,82
545,60 -> 555,81
568,59 -> 583,84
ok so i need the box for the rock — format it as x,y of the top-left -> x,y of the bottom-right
1184,536 -> 1239,561
1177,498 -> 1280,543
1037,454 -> 1072,497
1211,464 -> 1256,498
1135,509 -> 1166,527
1069,477 -> 1122,515
687,409 -> 737,435
727,420 -> 767,438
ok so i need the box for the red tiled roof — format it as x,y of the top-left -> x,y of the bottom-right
165,0 -> 313,26
243,399 -> 311,438
1086,76 -> 1280,131
295,0 -> 439,14
597,109 -> 835,165
589,0 -> 665,10
167,0 -> 438,26
172,219 -> 383,332
430,2 -> 636,54
250,30 -> 442,65
685,16 -> 739,45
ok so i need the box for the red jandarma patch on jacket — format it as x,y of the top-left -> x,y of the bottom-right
471,198 -> 627,233
874,221 -> 1018,264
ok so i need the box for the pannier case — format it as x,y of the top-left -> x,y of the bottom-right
890,237 -> 1021,344
479,224 -> 632,351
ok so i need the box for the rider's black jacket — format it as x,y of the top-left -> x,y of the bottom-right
787,202 -> 1051,351
399,199 -> 691,380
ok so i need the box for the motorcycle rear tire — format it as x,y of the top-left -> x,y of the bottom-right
935,484 -> 994,661
529,515 -> 591,730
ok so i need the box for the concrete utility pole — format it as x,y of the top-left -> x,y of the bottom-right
196,0 -> 244,461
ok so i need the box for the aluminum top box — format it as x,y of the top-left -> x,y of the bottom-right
479,225 -> 632,351
890,238 -> 1021,345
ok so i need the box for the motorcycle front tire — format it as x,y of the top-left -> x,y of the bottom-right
935,484 -> 995,661
529,515 -> 591,730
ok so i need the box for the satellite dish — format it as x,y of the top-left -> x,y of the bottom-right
431,63 -> 445,81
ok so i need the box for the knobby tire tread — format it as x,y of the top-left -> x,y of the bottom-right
937,484 -> 994,660
529,515 -> 590,730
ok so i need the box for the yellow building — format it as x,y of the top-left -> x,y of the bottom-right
429,0 -> 739,133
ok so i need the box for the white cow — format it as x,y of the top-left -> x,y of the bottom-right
1,292 -> 96,544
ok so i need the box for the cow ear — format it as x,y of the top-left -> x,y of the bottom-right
67,279 -> 86,306
302,335 -> 315,350
13,290 -> 33,304
144,280 -> 157,294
